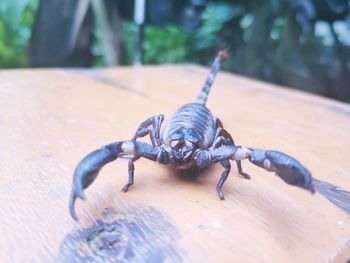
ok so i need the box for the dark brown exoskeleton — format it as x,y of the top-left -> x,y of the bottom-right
69,51 -> 315,220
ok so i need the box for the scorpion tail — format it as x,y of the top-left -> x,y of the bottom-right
196,49 -> 229,105
69,142 -> 123,221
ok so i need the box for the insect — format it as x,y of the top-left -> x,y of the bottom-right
69,51 -> 315,221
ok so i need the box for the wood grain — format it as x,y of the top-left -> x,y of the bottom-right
0,66 -> 349,262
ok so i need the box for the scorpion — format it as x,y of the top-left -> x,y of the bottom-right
69,50 -> 315,221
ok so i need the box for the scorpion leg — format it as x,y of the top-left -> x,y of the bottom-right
69,140 -> 170,220
219,129 -> 251,180
212,119 -> 251,180
236,160 -> 250,179
122,114 -> 164,192
121,156 -> 140,192
217,160 -> 231,200
210,129 -> 234,199
121,115 -> 164,192
132,114 -> 164,147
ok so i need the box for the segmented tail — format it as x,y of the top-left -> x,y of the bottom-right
196,50 -> 228,105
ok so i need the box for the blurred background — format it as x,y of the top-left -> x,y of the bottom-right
0,0 -> 349,102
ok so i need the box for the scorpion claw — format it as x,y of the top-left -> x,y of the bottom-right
68,143 -> 122,220
69,190 -> 80,221
248,149 -> 315,193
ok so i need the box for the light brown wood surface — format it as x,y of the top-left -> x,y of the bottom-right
0,65 -> 350,262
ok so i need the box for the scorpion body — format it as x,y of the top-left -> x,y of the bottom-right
161,103 -> 215,169
69,51 -> 315,221
162,103 -> 215,150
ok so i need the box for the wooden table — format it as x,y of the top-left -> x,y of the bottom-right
1,65 -> 350,262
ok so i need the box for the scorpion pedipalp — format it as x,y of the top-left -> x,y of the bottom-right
69,141 -> 170,220
248,149 -> 315,193
69,142 -> 122,220
206,145 -> 315,196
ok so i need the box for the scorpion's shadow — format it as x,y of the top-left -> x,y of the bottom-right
170,166 -> 216,183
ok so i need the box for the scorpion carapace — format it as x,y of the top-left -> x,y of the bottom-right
69,50 -> 315,221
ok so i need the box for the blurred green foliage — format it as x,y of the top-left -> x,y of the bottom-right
143,25 -> 192,64
116,22 -> 192,64
192,2 -> 243,59
122,3 -> 239,64
128,1 -> 350,101
0,0 -> 38,68
0,0 -> 349,101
